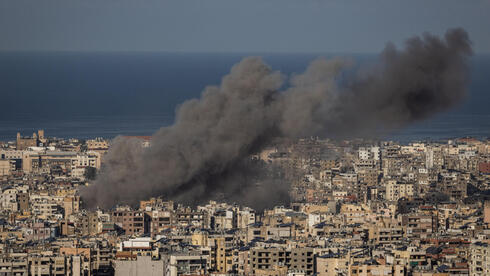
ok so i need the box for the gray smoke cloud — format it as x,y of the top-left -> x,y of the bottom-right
81,28 -> 472,209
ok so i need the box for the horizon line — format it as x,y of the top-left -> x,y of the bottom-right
1,49 -> 489,56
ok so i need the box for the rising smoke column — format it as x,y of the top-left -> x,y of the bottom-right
81,28 -> 472,209
82,57 -> 285,209
279,28 -> 472,138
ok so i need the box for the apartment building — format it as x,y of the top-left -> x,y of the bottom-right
470,242 -> 490,276
386,180 -> 414,201
111,210 -> 150,236
249,247 -> 315,275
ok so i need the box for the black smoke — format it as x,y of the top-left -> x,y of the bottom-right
81,28 -> 472,209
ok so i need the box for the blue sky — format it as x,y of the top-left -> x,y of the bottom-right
1,0 -> 489,53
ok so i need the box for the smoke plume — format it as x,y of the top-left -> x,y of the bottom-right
81,29 -> 472,209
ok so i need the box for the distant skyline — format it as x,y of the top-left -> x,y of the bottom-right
1,0 -> 489,53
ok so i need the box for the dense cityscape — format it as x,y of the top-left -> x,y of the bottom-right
0,130 -> 489,275
2,1 -> 489,276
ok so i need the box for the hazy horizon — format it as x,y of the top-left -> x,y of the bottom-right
2,1 -> 490,54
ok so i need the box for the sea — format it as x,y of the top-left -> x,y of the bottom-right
0,51 -> 489,143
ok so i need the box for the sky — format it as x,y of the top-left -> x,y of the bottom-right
0,0 -> 489,53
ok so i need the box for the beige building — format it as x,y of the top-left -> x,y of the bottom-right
315,255 -> 349,276
254,264 -> 288,276
0,253 -> 29,275
86,138 -> 109,154
115,254 -> 207,276
29,255 -> 67,276
470,242 -> 490,276
350,263 -> 405,276
71,152 -> 101,169
21,151 -> 100,173
0,159 -> 13,176
16,131 -> 39,150
63,196 -> 80,217
1,186 -> 19,211
249,247 -> 315,275
386,180 -> 414,201
484,201 -> 490,225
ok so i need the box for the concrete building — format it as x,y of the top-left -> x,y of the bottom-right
1,186 -> 19,211
115,255 -> 163,276
17,192 -> 29,212
315,254 -> 349,276
0,253 -> 29,275
359,147 -> 371,160
470,242 -> 490,276
249,247 -> 315,275
112,210 -> 150,235
350,263 -> 405,276
0,159 -> 13,176
386,180 -> 414,201
163,253 -> 208,276
16,131 -> 41,150
115,253 -> 207,276
71,152 -> 101,170
79,212 -> 100,236
86,138 -> 109,153
402,215 -> 437,239
484,201 -> 490,225
29,255 -> 67,276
